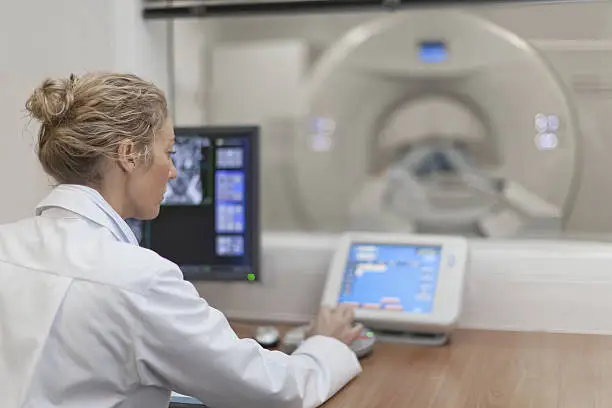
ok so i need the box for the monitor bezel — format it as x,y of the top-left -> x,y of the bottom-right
144,125 -> 261,283
320,232 -> 468,332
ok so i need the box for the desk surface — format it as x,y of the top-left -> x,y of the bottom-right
231,322 -> 612,407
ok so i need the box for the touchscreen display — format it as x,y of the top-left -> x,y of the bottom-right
337,243 -> 442,314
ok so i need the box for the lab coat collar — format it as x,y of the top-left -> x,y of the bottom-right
35,184 -> 139,246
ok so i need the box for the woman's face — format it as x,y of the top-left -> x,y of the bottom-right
127,118 -> 177,220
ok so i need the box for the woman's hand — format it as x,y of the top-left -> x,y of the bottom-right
306,304 -> 363,345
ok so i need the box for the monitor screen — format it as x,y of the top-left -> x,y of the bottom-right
126,126 -> 260,281
337,243 -> 442,314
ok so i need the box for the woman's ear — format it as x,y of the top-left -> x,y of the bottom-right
117,140 -> 137,173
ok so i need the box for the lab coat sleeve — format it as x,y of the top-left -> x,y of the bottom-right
131,265 -> 362,408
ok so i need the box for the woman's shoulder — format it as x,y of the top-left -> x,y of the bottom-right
89,240 -> 182,295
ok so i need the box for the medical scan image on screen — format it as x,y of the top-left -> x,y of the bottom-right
163,136 -> 210,206
338,244 -> 442,314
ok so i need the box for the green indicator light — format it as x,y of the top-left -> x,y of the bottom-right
247,273 -> 256,281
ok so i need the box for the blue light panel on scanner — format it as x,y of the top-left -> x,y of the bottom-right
419,41 -> 447,63
338,244 -> 442,314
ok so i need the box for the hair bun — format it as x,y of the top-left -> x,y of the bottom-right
26,76 -> 76,127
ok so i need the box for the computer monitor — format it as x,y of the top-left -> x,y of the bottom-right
126,126 -> 260,282
320,232 -> 468,339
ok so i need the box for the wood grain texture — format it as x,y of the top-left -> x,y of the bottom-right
231,322 -> 612,407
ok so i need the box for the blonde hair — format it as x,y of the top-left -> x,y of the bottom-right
25,72 -> 168,185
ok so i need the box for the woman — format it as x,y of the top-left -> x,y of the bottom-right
0,73 -> 362,408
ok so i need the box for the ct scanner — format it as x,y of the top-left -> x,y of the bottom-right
288,10 -> 578,238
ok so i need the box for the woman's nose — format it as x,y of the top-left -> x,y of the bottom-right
169,166 -> 178,180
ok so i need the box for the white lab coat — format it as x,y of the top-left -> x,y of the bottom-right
0,185 -> 361,408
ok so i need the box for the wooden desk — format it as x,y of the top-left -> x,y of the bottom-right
231,322 -> 612,407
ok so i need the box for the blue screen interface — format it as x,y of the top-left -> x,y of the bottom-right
419,41 -> 447,63
338,243 -> 442,314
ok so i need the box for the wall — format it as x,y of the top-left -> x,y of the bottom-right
0,0 -> 169,224
113,0 -> 169,97
0,0 -> 112,223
